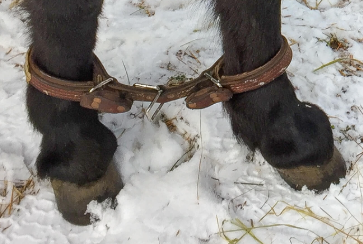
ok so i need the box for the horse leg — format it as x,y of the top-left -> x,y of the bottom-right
212,0 -> 346,191
21,0 -> 123,225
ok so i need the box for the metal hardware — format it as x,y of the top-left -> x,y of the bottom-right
89,78 -> 114,93
204,73 -> 222,88
134,83 -> 164,120
26,36 -> 292,113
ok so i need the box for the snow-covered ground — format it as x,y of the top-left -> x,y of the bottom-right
1,0 -> 363,243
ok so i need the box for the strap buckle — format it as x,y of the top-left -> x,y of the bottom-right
133,84 -> 164,121
185,72 -> 232,109
89,77 -> 114,93
204,72 -> 222,88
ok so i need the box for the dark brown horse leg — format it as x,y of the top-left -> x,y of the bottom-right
213,0 -> 346,191
22,0 -> 123,225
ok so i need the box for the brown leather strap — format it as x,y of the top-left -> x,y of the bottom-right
24,36 -> 292,112
216,36 -> 292,93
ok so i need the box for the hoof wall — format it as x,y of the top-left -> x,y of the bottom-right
51,163 -> 123,225
276,146 -> 346,192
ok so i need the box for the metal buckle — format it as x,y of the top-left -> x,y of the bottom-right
89,78 -> 114,93
133,84 -> 164,121
204,72 -> 222,88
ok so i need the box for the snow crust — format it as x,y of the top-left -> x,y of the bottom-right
1,0 -> 363,243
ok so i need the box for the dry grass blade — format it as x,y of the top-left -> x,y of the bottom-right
234,181 -> 264,186
313,58 -> 344,72
301,0 -> 324,10
217,217 -> 323,244
187,51 -> 201,65
170,141 -> 197,171
131,0 -> 155,17
9,0 -> 22,9
180,38 -> 206,47
176,56 -> 199,75
317,33 -> 349,51
313,57 -> 363,74
259,201 -> 363,244
0,177 -> 37,220
197,110 -> 203,201
160,114 -> 199,172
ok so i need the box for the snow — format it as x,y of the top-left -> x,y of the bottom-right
1,0 -> 363,243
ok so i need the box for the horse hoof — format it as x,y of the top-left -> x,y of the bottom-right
51,163 -> 123,225
275,146 -> 346,192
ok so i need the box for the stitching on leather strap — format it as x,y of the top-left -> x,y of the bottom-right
25,36 -> 292,112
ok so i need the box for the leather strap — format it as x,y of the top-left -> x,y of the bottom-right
215,36 -> 292,93
24,36 -> 292,112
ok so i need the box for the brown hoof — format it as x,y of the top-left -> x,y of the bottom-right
51,163 -> 123,225
275,146 -> 346,192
